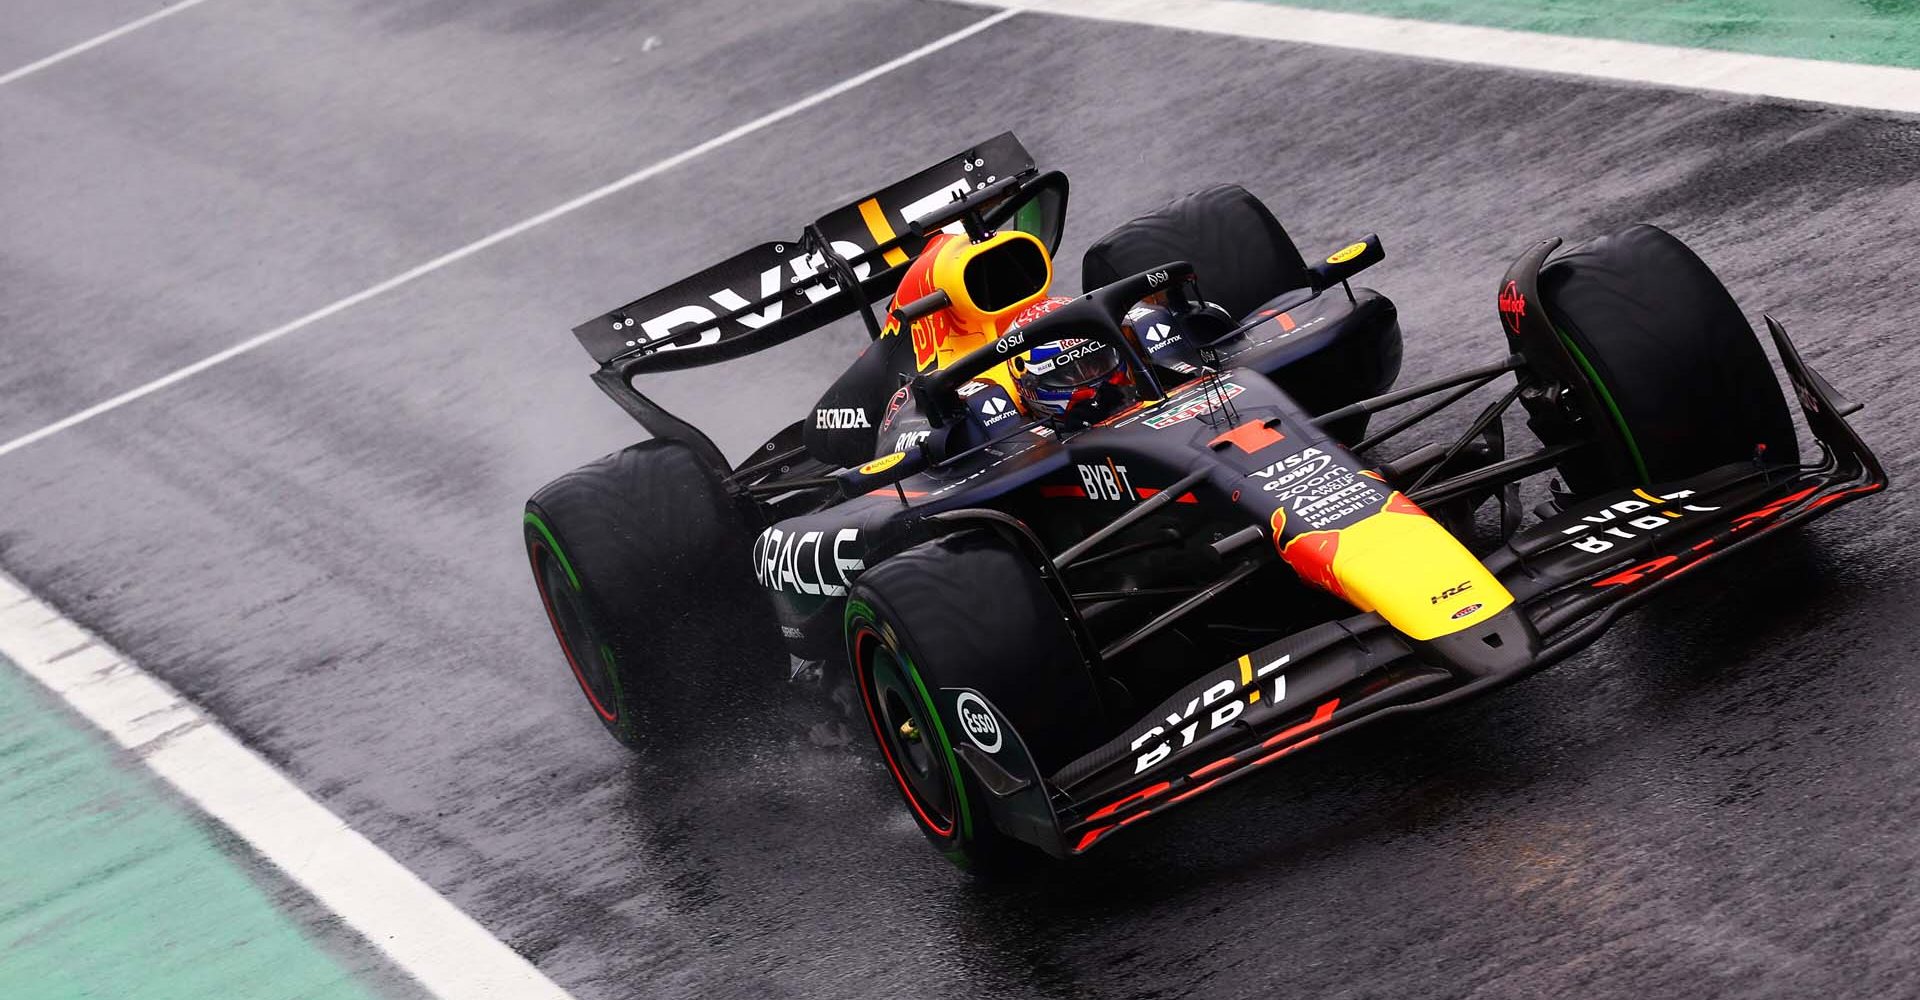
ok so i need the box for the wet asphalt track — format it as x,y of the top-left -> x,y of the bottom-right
6,1 -> 1920,997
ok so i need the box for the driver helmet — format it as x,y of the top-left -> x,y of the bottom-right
1008,297 -> 1138,426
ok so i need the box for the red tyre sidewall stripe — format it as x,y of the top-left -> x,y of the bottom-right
852,625 -> 956,839
529,539 -> 619,724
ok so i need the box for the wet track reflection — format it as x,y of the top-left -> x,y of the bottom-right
4,0 -> 1920,996
601,533 -> 1914,999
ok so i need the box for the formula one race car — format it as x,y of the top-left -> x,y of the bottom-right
524,134 -> 1885,871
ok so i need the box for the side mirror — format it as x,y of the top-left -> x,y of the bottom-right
983,170 -> 1070,254
890,289 -> 951,325
1307,234 -> 1384,291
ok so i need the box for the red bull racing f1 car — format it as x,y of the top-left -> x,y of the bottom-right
524,134 -> 1885,871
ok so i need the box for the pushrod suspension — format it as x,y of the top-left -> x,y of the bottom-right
1314,355 -> 1521,430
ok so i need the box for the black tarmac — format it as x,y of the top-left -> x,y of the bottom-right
4,1 -> 1920,997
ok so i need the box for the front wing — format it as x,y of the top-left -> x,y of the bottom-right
934,317 -> 1886,857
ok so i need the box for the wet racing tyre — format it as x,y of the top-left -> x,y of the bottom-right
845,529 -> 1106,873
524,439 -> 773,752
1535,224 -> 1798,493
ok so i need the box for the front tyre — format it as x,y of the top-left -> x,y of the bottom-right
1530,224 -> 1798,493
846,530 -> 1107,872
525,439 -> 772,751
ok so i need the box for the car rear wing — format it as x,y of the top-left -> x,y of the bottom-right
571,132 -> 1065,370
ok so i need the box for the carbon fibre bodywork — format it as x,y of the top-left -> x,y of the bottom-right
538,135 -> 1885,864
751,282 -> 1399,662
917,315 -> 1882,857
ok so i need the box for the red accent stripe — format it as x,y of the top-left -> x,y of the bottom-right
1663,556 -> 1715,580
1260,699 -> 1340,749
1080,700 -> 1346,846
1209,420 -> 1286,454
1250,734 -> 1323,769
1591,554 -> 1679,588
1281,530 -> 1344,599
1188,756 -> 1238,779
1040,484 -> 1087,498
529,541 -> 619,724
1732,485 -> 1819,530
1383,491 -> 1426,517
1806,482 -> 1884,511
853,627 -> 955,839
1085,781 -> 1172,822
1074,825 -> 1115,852
1134,487 -> 1199,504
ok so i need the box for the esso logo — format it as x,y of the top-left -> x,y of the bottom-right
954,692 -> 1001,753
1451,603 -> 1484,620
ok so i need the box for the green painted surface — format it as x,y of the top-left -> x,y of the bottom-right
1267,0 -> 1920,68
0,658 -> 382,1000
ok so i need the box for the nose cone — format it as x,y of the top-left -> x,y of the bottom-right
1417,604 -> 1543,680
1279,491 -> 1516,642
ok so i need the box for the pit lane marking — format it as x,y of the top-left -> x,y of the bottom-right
976,0 -> 1920,115
0,568 -> 580,999
0,0 -> 222,88
0,7 -> 1023,460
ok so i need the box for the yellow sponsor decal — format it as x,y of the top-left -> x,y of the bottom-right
1237,654 -> 1261,702
857,198 -> 910,268
859,452 -> 906,476
1324,498 -> 1513,640
1326,241 -> 1368,265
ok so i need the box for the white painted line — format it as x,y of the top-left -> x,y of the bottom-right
974,0 -> 1920,115
0,7 -> 1022,460
0,568 -> 578,999
0,0 -> 221,88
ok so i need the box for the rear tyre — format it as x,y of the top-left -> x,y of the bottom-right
525,439 -> 773,751
845,530 -> 1106,872
1534,224 -> 1798,493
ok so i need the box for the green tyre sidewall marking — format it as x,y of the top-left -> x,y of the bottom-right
523,510 -> 579,591
1554,326 -> 1652,484
845,599 -> 975,847
524,508 -> 628,726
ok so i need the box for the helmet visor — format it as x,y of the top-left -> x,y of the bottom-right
1025,339 -> 1121,390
